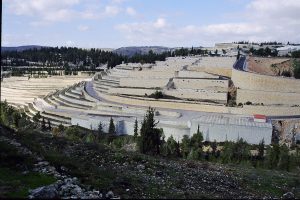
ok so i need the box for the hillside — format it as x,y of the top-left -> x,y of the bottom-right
1,45 -> 47,52
0,124 -> 299,199
113,46 -> 171,57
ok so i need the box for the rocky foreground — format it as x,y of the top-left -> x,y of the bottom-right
0,125 -> 298,199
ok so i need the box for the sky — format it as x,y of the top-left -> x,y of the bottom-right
2,0 -> 300,48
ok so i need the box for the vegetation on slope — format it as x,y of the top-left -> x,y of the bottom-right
1,102 -> 300,198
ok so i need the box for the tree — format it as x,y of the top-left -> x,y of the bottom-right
33,111 -> 41,124
138,107 -> 163,155
41,117 -> 46,130
181,135 -> 191,158
190,125 -> 203,149
237,50 -> 241,60
231,138 -> 250,163
163,135 -> 179,157
134,118 -> 138,140
211,140 -> 218,157
58,123 -> 65,133
266,144 -> 280,169
47,119 -> 52,130
278,144 -> 290,171
293,60 -> 300,79
222,49 -> 226,55
108,117 -> 116,135
12,111 -> 21,128
258,139 -> 265,160
97,122 -> 103,133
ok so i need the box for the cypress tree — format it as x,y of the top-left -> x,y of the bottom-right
108,117 -> 116,135
258,138 -> 265,160
134,118 -> 138,140
98,122 -> 103,135
138,107 -> 163,155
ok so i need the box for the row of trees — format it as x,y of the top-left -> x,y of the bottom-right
249,47 -> 278,57
134,107 -> 299,171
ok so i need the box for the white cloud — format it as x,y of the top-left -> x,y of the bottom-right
110,0 -> 127,4
115,0 -> 300,46
104,6 -> 121,16
78,25 -> 89,31
153,18 -> 167,29
7,0 -> 79,16
4,0 -> 124,25
126,7 -> 136,16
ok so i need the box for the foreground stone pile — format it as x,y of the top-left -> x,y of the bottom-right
0,133 -> 119,199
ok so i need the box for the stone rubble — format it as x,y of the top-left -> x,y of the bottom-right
0,135 -> 119,199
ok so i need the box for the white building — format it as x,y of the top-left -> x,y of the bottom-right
277,45 -> 300,56
190,115 -> 272,144
71,114 -> 272,145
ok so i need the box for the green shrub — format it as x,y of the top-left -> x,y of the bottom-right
149,90 -> 163,99
245,101 -> 252,105
293,60 -> 300,79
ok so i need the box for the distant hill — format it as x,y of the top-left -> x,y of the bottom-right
113,46 -> 171,57
1,45 -> 47,52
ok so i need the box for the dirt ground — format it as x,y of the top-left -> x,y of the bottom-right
247,56 -> 291,76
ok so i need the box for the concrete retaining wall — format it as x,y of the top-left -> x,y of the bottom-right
109,87 -> 156,96
236,89 -> 300,105
177,71 -> 219,79
232,68 -> 300,93
119,78 -> 168,88
164,89 -> 227,102
173,78 -> 228,90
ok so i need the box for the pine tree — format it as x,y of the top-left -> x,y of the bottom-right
258,138 -> 265,160
278,144 -> 290,171
108,117 -> 116,135
98,122 -> 103,135
134,118 -> 138,140
237,50 -> 241,60
211,140 -> 217,157
47,120 -> 52,130
266,144 -> 280,169
180,135 -> 191,158
190,125 -> 203,149
138,107 -> 163,155
33,111 -> 41,123
41,117 -> 46,130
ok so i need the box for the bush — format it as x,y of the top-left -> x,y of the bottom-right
238,103 -> 243,107
245,101 -> 252,105
65,126 -> 82,141
293,60 -> 300,79
149,90 -> 163,99
281,70 -> 291,77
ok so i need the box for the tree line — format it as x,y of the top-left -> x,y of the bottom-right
1,46 -> 211,70
134,107 -> 300,172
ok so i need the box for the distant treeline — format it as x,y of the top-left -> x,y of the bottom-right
1,47 -> 209,70
249,47 -> 278,57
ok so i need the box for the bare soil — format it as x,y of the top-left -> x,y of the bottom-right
247,56 -> 291,76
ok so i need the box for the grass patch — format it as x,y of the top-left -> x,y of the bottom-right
0,167 -> 56,198
234,166 -> 300,198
